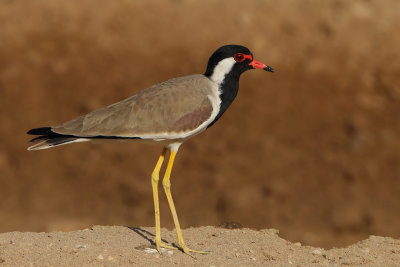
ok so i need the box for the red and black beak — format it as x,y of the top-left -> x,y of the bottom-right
249,59 -> 274,72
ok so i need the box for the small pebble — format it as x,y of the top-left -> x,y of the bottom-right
145,247 -> 169,254
75,244 -> 88,250
97,254 -> 104,260
312,249 -> 322,255
144,248 -> 158,254
294,242 -> 301,247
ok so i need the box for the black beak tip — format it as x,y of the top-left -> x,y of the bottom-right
264,66 -> 274,73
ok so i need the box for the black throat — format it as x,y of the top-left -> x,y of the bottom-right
205,71 -> 240,128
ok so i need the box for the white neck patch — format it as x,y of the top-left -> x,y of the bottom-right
210,57 -> 236,87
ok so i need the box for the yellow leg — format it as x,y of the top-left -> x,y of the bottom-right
162,149 -> 209,257
151,148 -> 176,253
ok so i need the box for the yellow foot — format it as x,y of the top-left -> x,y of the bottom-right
154,240 -> 177,253
159,241 -> 177,250
179,245 -> 209,258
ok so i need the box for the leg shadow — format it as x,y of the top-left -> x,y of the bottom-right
127,227 -> 176,248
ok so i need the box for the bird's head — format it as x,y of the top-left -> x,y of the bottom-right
204,45 -> 274,85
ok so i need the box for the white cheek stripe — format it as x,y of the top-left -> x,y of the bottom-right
210,57 -> 236,87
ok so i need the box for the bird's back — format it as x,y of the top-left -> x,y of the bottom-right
52,74 -> 219,139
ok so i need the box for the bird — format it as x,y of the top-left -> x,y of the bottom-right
27,44 -> 274,257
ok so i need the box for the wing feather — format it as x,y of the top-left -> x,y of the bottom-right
52,75 -> 217,139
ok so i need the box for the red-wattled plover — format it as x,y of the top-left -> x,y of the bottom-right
27,44 -> 274,256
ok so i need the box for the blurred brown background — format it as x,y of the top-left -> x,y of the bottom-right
1,0 -> 400,248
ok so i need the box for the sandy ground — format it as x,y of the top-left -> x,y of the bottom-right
0,226 -> 399,266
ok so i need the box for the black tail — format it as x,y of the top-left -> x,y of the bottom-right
27,127 -> 79,150
27,127 -> 53,136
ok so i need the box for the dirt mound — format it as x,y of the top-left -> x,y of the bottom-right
1,226 -> 400,266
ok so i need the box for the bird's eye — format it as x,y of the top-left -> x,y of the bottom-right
234,53 -> 245,62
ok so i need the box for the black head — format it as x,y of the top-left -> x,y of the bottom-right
204,45 -> 274,83
203,45 -> 274,129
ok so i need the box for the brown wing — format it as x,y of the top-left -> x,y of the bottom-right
52,75 -> 215,138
